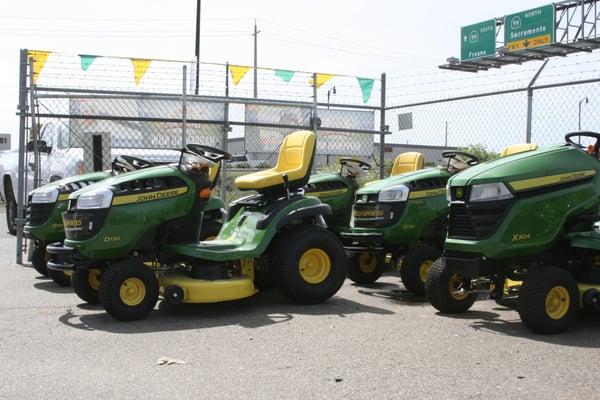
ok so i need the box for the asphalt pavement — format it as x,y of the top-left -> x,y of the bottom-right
0,209 -> 599,400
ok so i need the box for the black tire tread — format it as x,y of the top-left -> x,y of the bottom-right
72,269 -> 101,304
31,243 -> 49,276
425,258 -> 477,314
400,245 -> 441,295
347,252 -> 385,285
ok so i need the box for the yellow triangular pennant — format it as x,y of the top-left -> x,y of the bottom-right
230,65 -> 251,85
309,73 -> 335,89
28,50 -> 50,84
131,58 -> 152,85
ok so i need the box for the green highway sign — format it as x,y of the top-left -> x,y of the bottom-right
504,4 -> 555,51
461,19 -> 496,61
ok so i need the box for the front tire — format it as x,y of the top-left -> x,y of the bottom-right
272,226 -> 346,304
72,268 -> 103,304
100,260 -> 159,321
347,252 -> 385,284
400,245 -> 441,295
5,183 -> 17,235
518,267 -> 578,334
425,258 -> 477,313
31,243 -> 49,276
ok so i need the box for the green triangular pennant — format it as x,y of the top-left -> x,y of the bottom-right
79,54 -> 98,71
275,69 -> 295,82
357,77 -> 374,103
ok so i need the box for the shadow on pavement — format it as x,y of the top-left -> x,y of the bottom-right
353,281 -> 427,306
435,301 -> 600,348
58,289 -> 394,333
33,281 -> 72,294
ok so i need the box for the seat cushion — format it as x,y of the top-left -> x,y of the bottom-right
235,130 -> 316,191
500,143 -> 538,157
391,152 -> 424,176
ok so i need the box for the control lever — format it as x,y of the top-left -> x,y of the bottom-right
282,174 -> 290,199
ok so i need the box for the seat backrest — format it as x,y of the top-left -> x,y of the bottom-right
208,162 -> 220,187
500,143 -> 538,157
391,152 -> 424,176
273,130 -> 316,187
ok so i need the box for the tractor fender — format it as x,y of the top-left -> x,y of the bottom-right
277,204 -> 332,230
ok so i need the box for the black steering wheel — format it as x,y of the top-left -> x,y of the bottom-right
565,131 -> 600,157
441,151 -> 480,167
112,155 -> 154,173
339,158 -> 372,171
185,144 -> 232,163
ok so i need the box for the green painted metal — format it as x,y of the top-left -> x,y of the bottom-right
445,145 -> 600,259
461,19 -> 497,61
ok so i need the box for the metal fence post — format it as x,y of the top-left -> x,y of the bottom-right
16,49 -> 28,264
312,72 -> 318,173
379,73 -> 386,179
525,60 -> 548,143
182,65 -> 187,147
220,63 -> 230,197
28,58 -> 40,190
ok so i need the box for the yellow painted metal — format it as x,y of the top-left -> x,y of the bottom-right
241,259 -> 255,281
298,248 -> 331,284
87,268 -> 102,291
158,272 -> 257,303
509,170 -> 595,192
408,188 -> 446,200
112,187 -> 188,206
358,252 -> 377,273
449,274 -> 468,300
64,271 -> 73,277
308,188 -> 349,198
119,277 -> 146,306
57,193 -> 70,201
545,285 -> 570,320
419,259 -> 434,283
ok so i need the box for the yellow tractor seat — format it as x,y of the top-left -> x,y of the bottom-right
500,143 -> 538,157
235,130 -> 316,192
391,152 -> 424,176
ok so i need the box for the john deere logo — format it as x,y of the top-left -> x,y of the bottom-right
455,188 -> 464,199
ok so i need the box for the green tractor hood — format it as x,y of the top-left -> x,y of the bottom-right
357,168 -> 451,194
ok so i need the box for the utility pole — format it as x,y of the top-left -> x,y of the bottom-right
194,0 -> 201,95
253,19 -> 260,98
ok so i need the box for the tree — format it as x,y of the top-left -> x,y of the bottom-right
458,144 -> 500,162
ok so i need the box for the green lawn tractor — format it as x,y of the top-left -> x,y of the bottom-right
47,131 -> 346,321
24,156 -> 160,287
341,151 -> 480,294
426,132 -> 600,334
305,158 -> 372,234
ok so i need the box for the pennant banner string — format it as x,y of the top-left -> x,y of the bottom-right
356,77 -> 375,103
79,54 -> 98,72
131,58 -> 152,85
28,50 -> 50,84
230,65 -> 251,85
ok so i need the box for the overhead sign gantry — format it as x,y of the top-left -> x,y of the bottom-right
441,1 -> 600,72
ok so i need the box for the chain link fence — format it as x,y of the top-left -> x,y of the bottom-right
14,48 -> 600,262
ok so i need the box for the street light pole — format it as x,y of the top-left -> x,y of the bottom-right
578,96 -> 589,131
194,0 -> 201,95
253,19 -> 260,98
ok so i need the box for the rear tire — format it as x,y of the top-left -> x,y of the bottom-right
31,243 -> 49,276
5,183 -> 17,235
48,268 -> 72,287
425,258 -> 477,313
400,245 -> 441,295
271,226 -> 346,304
518,267 -> 578,334
100,260 -> 158,321
72,268 -> 103,304
347,252 -> 385,284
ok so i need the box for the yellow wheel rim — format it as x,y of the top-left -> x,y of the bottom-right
119,277 -> 146,306
205,236 -> 217,241
419,260 -> 434,283
88,269 -> 102,291
545,286 -> 570,320
299,248 -> 331,284
358,252 -> 377,274
449,274 -> 468,300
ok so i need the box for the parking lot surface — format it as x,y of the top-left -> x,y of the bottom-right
0,209 -> 599,400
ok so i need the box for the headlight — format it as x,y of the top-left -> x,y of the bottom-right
30,187 -> 59,204
446,185 -> 451,202
378,184 -> 410,203
77,188 -> 113,209
469,182 -> 513,203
